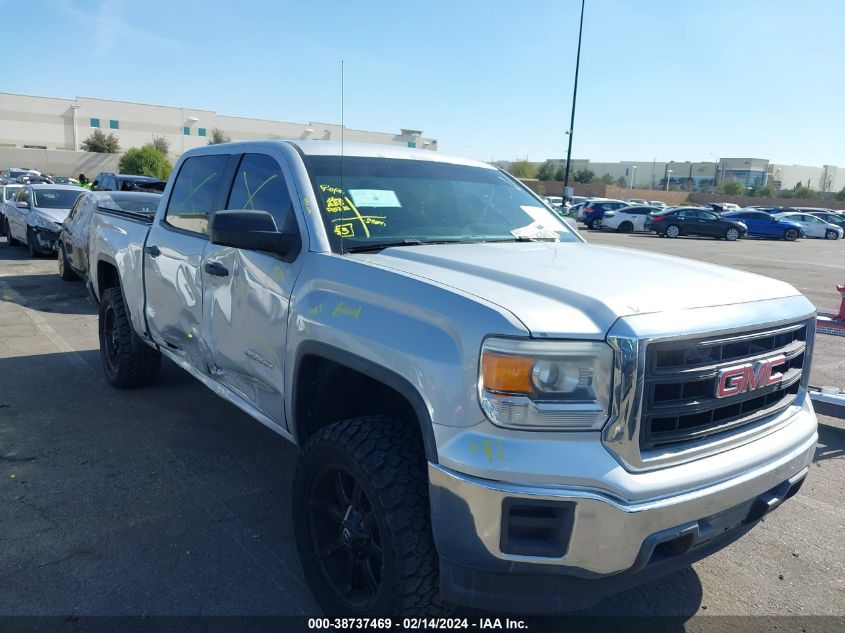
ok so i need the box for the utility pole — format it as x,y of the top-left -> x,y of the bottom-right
562,0 -> 585,200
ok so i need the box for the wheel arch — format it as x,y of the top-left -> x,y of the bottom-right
291,341 -> 437,463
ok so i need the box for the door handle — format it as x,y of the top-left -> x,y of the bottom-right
204,262 -> 229,277
144,245 -> 160,257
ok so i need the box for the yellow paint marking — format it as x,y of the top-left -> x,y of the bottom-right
344,196 -> 371,238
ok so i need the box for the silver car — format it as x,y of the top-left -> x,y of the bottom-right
4,184 -> 84,256
0,183 -> 23,236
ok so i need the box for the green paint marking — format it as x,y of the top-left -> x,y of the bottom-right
497,440 -> 503,459
483,440 -> 492,462
470,441 -> 478,455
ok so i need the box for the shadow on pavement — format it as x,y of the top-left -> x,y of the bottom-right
0,273 -> 95,316
814,424 -> 845,463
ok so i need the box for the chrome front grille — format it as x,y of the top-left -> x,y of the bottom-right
640,321 -> 808,451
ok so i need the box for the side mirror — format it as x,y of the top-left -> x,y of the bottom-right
16,201 -> 29,209
210,210 -> 300,260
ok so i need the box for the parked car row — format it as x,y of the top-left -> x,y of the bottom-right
2,167 -> 164,267
585,201 -> 844,241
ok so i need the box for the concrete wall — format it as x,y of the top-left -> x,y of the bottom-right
521,181 -> 688,206
688,193 -> 845,211
0,147 -> 118,179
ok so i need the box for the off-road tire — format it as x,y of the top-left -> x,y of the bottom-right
58,243 -> 78,281
294,415 -> 447,617
98,287 -> 161,388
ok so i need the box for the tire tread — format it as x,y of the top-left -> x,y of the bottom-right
99,287 -> 161,388
295,416 -> 447,616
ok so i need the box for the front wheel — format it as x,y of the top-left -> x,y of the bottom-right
665,224 -> 681,238
825,229 -> 839,240
783,229 -> 798,241
4,220 -> 18,246
99,287 -> 161,387
26,229 -> 40,257
294,416 -> 446,617
725,227 -> 740,241
618,221 -> 633,233
58,243 -> 78,281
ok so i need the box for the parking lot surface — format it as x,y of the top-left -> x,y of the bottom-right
0,234 -> 843,623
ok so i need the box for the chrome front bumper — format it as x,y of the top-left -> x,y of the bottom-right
430,405 -> 815,580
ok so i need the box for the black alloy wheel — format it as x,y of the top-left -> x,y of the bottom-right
102,302 -> 121,375
307,464 -> 383,610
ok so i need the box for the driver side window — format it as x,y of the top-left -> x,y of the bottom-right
226,153 -> 297,233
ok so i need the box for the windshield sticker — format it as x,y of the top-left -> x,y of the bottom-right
511,222 -> 560,241
348,189 -> 402,208
520,205 -> 566,228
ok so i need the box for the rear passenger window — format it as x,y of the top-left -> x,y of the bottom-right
166,155 -> 229,235
226,153 -> 296,232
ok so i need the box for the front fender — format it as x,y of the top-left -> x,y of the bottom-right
285,253 -> 527,454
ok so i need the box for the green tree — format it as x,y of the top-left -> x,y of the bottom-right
208,128 -> 231,145
536,160 -> 558,181
788,182 -> 818,199
615,176 -> 627,187
599,174 -> 614,185
835,187 -> 845,201
750,183 -> 773,197
151,135 -> 170,155
553,164 -> 567,181
719,180 -> 744,195
507,160 -> 538,179
118,144 -> 173,180
573,169 -> 595,184
81,129 -> 120,153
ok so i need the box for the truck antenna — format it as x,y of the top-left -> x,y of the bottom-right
340,59 -> 345,252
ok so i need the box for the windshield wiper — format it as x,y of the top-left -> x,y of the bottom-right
343,239 -> 424,253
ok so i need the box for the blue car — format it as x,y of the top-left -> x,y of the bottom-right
722,210 -> 804,241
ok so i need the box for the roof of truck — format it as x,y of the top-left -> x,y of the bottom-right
184,139 -> 491,170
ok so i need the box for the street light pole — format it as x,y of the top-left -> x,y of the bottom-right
630,165 -> 637,189
562,0 -> 586,200
666,169 -> 673,192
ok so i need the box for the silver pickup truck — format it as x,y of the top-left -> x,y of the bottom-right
88,141 -> 818,616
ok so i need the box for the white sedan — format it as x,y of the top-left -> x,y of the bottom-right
599,205 -> 663,232
773,212 -> 843,240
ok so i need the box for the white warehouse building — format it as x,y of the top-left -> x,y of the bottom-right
0,91 -> 437,176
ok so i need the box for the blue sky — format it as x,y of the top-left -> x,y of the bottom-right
4,0 -> 844,166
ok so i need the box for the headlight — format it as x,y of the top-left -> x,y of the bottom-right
479,338 -> 613,430
29,213 -> 60,231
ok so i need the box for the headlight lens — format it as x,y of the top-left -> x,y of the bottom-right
29,213 -> 60,231
479,338 -> 614,430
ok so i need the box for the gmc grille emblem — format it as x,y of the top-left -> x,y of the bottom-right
715,355 -> 786,398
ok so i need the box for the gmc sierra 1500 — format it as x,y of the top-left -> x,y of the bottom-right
88,140 -> 817,616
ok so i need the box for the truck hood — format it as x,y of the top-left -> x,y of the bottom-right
31,206 -> 71,224
355,242 -> 802,338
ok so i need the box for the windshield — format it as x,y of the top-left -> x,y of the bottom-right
304,156 -> 578,252
33,189 -> 82,209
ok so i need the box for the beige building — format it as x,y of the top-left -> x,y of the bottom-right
0,91 -> 437,176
